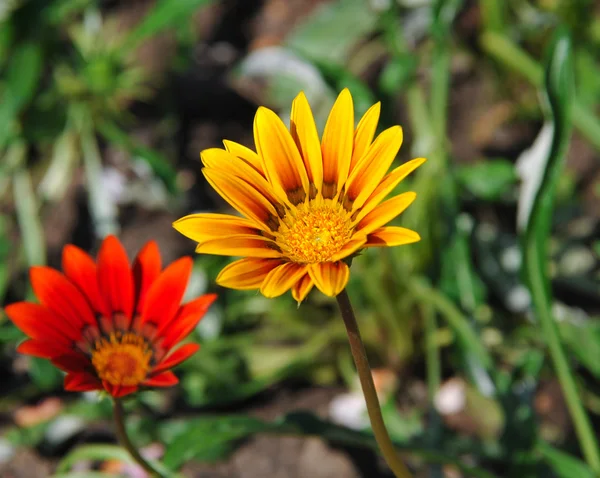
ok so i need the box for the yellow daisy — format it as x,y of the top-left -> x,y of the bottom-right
173,89 -> 425,302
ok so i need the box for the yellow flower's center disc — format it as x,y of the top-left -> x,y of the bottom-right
276,202 -> 353,264
91,332 -> 152,386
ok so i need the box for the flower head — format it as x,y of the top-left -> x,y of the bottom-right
174,89 -> 425,301
5,236 -> 216,398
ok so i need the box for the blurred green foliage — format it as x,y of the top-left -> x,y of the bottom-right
1,0 -> 600,477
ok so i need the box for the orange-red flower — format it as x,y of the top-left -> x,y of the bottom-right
5,236 -> 216,398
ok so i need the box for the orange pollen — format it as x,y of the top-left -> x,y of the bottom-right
91,332 -> 152,387
275,202 -> 353,264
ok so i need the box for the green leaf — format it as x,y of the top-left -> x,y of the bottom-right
537,442 -> 596,478
162,416 -> 269,469
456,159 -> 517,200
125,0 -> 214,49
5,421 -> 49,448
286,0 -> 378,65
28,357 -> 63,391
0,42 -> 43,148
521,29 -> 573,316
0,18 -> 14,68
55,445 -> 134,473
559,319 -> 600,378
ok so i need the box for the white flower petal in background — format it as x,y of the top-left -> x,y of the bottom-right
515,122 -> 554,231
329,392 -> 369,431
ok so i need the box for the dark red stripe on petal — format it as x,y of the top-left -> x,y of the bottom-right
62,245 -> 109,317
97,235 -> 135,321
141,257 -> 193,332
51,352 -> 92,373
132,241 -> 162,316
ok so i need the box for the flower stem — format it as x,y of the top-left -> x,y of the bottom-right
113,399 -> 166,478
336,289 -> 413,478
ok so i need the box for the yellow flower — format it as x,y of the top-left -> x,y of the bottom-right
174,89 -> 425,301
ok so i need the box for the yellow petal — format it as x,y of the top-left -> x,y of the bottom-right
173,213 -> 260,243
203,168 -> 280,231
329,235 -> 367,262
223,140 -> 265,175
321,89 -> 354,199
308,262 -> 350,297
290,92 -> 323,198
217,258 -> 282,289
202,148 -> 285,207
292,274 -> 314,303
351,102 -> 380,171
195,235 -> 281,258
364,227 -> 420,247
260,262 -> 308,298
254,107 -> 309,205
345,126 -> 403,210
356,192 -> 416,235
355,157 -> 426,223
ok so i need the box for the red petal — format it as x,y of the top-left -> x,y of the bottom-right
97,235 -> 134,320
64,372 -> 102,392
132,241 -> 162,315
5,302 -> 78,343
161,294 -> 217,349
152,343 -> 199,375
17,339 -> 69,359
143,371 -> 178,387
62,245 -> 109,317
142,257 -> 193,332
51,352 -> 91,373
30,267 -> 96,328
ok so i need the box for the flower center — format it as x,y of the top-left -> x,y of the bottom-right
275,202 -> 353,264
91,332 -> 152,387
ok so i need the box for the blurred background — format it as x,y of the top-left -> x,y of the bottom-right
1,0 -> 600,477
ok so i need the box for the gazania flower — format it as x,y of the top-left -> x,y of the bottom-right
5,236 -> 216,398
174,89 -> 425,302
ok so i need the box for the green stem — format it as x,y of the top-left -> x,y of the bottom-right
113,399 -> 166,478
480,0 -> 505,33
423,303 -> 441,400
336,289 -> 413,478
525,244 -> 600,472
431,48 -> 449,144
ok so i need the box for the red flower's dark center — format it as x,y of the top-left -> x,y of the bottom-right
91,332 -> 152,386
